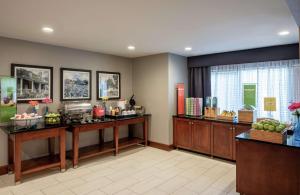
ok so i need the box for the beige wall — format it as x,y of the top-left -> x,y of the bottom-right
168,54 -> 188,144
132,53 -> 187,145
0,37 -> 133,166
0,37 -> 189,165
132,54 -> 170,144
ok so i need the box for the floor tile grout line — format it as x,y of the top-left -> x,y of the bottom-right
0,148 -> 238,195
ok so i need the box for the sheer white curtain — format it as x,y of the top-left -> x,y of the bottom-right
211,59 -> 300,122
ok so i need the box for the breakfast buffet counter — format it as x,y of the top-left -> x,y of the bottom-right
236,131 -> 300,194
173,115 -> 252,161
2,123 -> 68,134
1,124 -> 67,184
68,115 -> 149,168
1,114 -> 150,183
236,131 -> 300,148
175,114 -> 252,125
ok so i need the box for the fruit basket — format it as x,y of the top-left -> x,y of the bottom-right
217,115 -> 234,121
45,113 -> 61,125
249,129 -> 287,144
10,113 -> 42,128
217,110 -> 236,121
250,118 -> 290,144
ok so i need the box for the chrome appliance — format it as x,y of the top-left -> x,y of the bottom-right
61,102 -> 93,124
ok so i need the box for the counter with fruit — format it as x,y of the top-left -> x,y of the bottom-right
236,121 -> 300,195
250,119 -> 290,144
236,119 -> 299,148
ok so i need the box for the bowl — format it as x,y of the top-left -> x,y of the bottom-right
10,116 -> 42,127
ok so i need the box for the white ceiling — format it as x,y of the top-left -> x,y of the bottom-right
0,0 -> 298,58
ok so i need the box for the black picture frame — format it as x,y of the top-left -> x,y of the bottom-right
11,63 -> 53,103
96,71 -> 121,100
60,68 -> 92,101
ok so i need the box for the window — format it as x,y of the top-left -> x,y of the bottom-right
211,59 -> 300,122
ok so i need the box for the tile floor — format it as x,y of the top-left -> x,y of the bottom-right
0,147 -> 239,195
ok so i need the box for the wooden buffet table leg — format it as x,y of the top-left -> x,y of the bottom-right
114,126 -> 119,155
59,128 -> 66,172
14,135 -> 21,184
72,127 -> 79,168
99,129 -> 104,145
8,135 -> 14,174
143,118 -> 148,146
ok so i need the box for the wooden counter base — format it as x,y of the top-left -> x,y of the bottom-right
236,139 -> 300,195
8,127 -> 66,183
69,116 -> 149,168
173,116 -> 251,160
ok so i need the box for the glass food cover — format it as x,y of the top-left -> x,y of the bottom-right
0,76 -> 17,125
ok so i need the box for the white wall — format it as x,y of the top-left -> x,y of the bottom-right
0,37 -> 133,166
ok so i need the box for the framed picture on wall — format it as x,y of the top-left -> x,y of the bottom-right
11,64 -> 53,103
60,68 -> 92,101
96,71 -> 120,100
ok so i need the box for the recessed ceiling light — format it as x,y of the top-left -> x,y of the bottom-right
185,47 -> 192,51
278,31 -> 290,36
42,27 -> 54,33
127,45 -> 135,50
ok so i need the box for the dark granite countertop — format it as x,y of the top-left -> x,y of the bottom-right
1,114 -> 151,134
67,117 -> 115,126
0,123 -> 68,134
236,131 -> 300,149
174,115 -> 252,125
106,114 -> 151,120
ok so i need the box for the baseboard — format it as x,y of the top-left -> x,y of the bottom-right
148,141 -> 174,151
0,165 -> 8,176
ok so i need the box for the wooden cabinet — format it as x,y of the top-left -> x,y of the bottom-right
173,117 -> 251,161
211,122 -> 233,160
174,119 -> 211,154
232,124 -> 251,160
192,121 -> 211,154
174,118 -> 192,148
236,139 -> 300,194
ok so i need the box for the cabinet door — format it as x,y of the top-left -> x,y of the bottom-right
192,121 -> 211,154
212,122 -> 233,160
232,124 -> 251,160
174,118 -> 192,148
